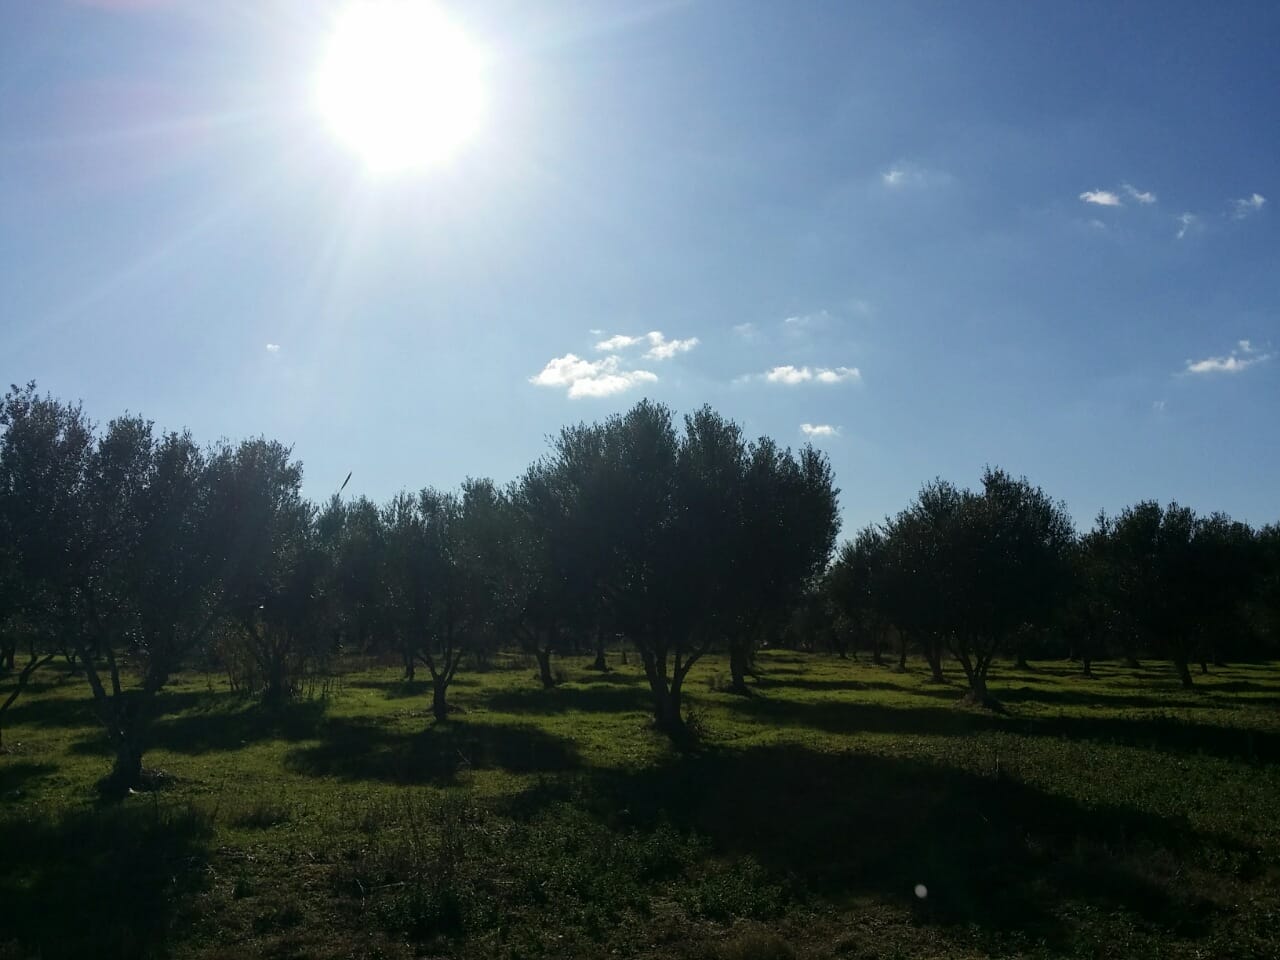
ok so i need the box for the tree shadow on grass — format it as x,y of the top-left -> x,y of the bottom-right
486,683 -> 653,715
0,802 -> 211,959
9,688 -> 221,732
0,761 -> 57,799
510,744 -> 1231,949
68,697 -> 328,758
283,718 -> 579,785
727,696 -> 1280,764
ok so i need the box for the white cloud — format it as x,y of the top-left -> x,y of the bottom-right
1080,190 -> 1122,207
1184,340 -> 1271,375
594,333 -> 643,351
1175,212 -> 1198,239
800,423 -> 840,438
529,353 -> 658,399
265,343 -> 280,353
732,322 -> 758,340
1122,183 -> 1157,204
1152,400 -> 1166,413
760,364 -> 861,385
1232,193 -> 1266,219
782,309 -> 833,330
644,333 -> 699,360
588,328 -> 603,335
880,162 -> 948,189
593,330 -> 698,360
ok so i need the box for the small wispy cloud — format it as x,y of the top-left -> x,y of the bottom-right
1184,339 -> 1271,375
1232,193 -> 1266,219
758,364 -> 861,385
1175,212 -> 1199,239
800,423 -> 840,438
1122,183 -> 1157,204
265,343 -> 280,353
1080,189 -> 1122,207
530,353 -> 657,399
732,322 -> 759,341
588,328 -> 603,336
782,309 -> 833,330
880,161 -> 948,189
1152,400 -> 1166,413
593,330 -> 698,360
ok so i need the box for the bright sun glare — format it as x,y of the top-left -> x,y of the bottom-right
316,1 -> 486,175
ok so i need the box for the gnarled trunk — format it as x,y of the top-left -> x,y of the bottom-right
431,676 -> 450,721
1175,657 -> 1194,690
727,639 -> 752,695
535,648 -> 555,688
924,640 -> 945,683
590,627 -> 609,671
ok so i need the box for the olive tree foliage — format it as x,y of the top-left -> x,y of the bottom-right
1108,501 -> 1259,688
536,401 -> 838,734
209,439 -> 331,705
878,470 -> 1073,706
827,526 -> 891,665
0,384 -> 223,789
318,494 -> 388,658
380,481 -> 514,721
724,435 -> 840,692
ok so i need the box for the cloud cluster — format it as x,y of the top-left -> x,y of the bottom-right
800,423 -> 840,438
265,343 -> 281,353
1184,339 -> 1271,375
1079,189 -> 1122,207
1080,184 -> 1158,207
1233,193 -> 1267,219
530,353 -> 657,399
762,365 -> 861,385
594,330 -> 699,360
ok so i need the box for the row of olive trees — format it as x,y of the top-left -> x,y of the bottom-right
0,385 -> 839,789
825,471 -> 1280,699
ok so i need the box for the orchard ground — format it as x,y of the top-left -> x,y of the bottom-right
2,651 -> 1279,960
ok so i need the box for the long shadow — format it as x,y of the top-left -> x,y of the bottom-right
576,670 -> 645,686
68,697 -> 328,758
728,696 -> 1280,764
8,688 -> 220,732
283,717 -> 579,785
0,760 -> 57,798
990,686 -> 1220,710
753,676 -> 918,694
486,683 -> 652,715
508,744 -> 1229,947
0,802 -> 211,959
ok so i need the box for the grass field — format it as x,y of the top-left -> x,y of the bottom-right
3,651 -> 1279,960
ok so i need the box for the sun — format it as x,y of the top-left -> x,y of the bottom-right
315,1 -> 486,175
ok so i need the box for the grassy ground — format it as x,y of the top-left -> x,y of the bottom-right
2,650 -> 1279,960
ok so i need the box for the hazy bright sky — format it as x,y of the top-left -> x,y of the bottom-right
2,0 -> 1276,536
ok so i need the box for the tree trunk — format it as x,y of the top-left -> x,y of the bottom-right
431,677 -> 450,721
1126,655 -> 1141,669
727,640 -> 752,695
1175,658 -> 1194,690
402,650 -> 415,682
896,632 -> 908,672
1015,653 -> 1030,670
1081,655 -> 1094,679
590,628 -> 608,671
924,641 -> 945,683
871,630 -> 884,666
0,642 -> 15,672
102,737 -> 144,796
535,648 -> 555,689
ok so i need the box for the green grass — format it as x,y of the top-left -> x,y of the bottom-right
3,651 -> 1279,959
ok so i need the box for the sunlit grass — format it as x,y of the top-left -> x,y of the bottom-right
3,651 -> 1278,958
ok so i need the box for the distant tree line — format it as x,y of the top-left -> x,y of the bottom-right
2,382 -> 1278,791
823,477 -> 1280,701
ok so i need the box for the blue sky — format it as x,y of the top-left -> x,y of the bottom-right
2,0 -> 1277,536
